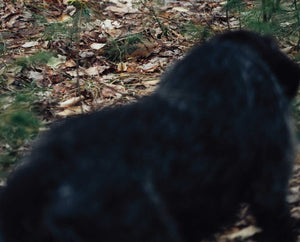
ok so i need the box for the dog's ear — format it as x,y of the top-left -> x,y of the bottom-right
267,47 -> 300,100
214,30 -> 300,99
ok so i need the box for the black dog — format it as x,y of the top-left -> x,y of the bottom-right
0,31 -> 299,242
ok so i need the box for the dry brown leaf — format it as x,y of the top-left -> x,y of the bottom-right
101,88 -> 115,98
59,96 -> 83,108
28,71 -> 43,82
140,62 -> 160,72
105,6 -> 137,16
22,41 -> 39,48
124,63 -> 139,73
6,15 -> 20,28
101,19 -> 121,30
52,85 -> 66,94
128,39 -> 156,59
117,63 -> 127,72
86,67 -> 99,76
56,105 -> 90,117
85,65 -> 110,76
291,207 -> 300,219
56,107 -> 80,117
172,7 -> 189,13
287,185 -> 300,203
143,80 -> 160,87
66,70 -> 85,77
47,14 -> 71,23
79,51 -> 94,58
281,46 -> 293,54
221,226 -> 262,241
64,59 -> 76,68
101,83 -> 126,99
90,43 -> 106,50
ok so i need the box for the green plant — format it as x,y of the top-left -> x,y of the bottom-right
292,96 -> 300,137
43,22 -> 71,40
0,74 -> 5,88
292,0 -> 300,49
261,0 -> 281,22
103,33 -> 144,62
181,22 -> 213,41
68,0 -> 87,8
14,51 -> 54,71
224,0 -> 300,45
0,41 -> 6,55
0,88 -> 43,177
136,0 -> 170,38
224,0 -> 246,30
181,22 -> 203,40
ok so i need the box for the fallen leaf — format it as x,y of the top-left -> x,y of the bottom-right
22,41 -> 38,48
64,59 -> 76,68
221,226 -> 262,240
85,66 -> 99,76
117,62 -> 127,72
28,71 -> 43,82
52,85 -> 66,93
105,6 -> 136,15
172,7 -> 189,12
281,46 -> 293,54
66,70 -> 85,77
101,19 -> 121,30
140,62 -> 160,72
47,55 -> 66,69
79,51 -> 94,58
59,96 -> 83,108
90,43 -> 106,50
85,65 -> 110,76
47,14 -> 71,23
101,84 -> 126,99
291,207 -> 300,219
56,105 -> 90,117
143,79 -> 160,87
129,41 -> 155,59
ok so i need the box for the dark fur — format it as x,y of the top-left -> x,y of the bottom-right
0,31 -> 299,242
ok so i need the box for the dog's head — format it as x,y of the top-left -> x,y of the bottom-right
214,30 -> 300,100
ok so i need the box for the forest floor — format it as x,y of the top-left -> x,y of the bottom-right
0,0 -> 300,241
